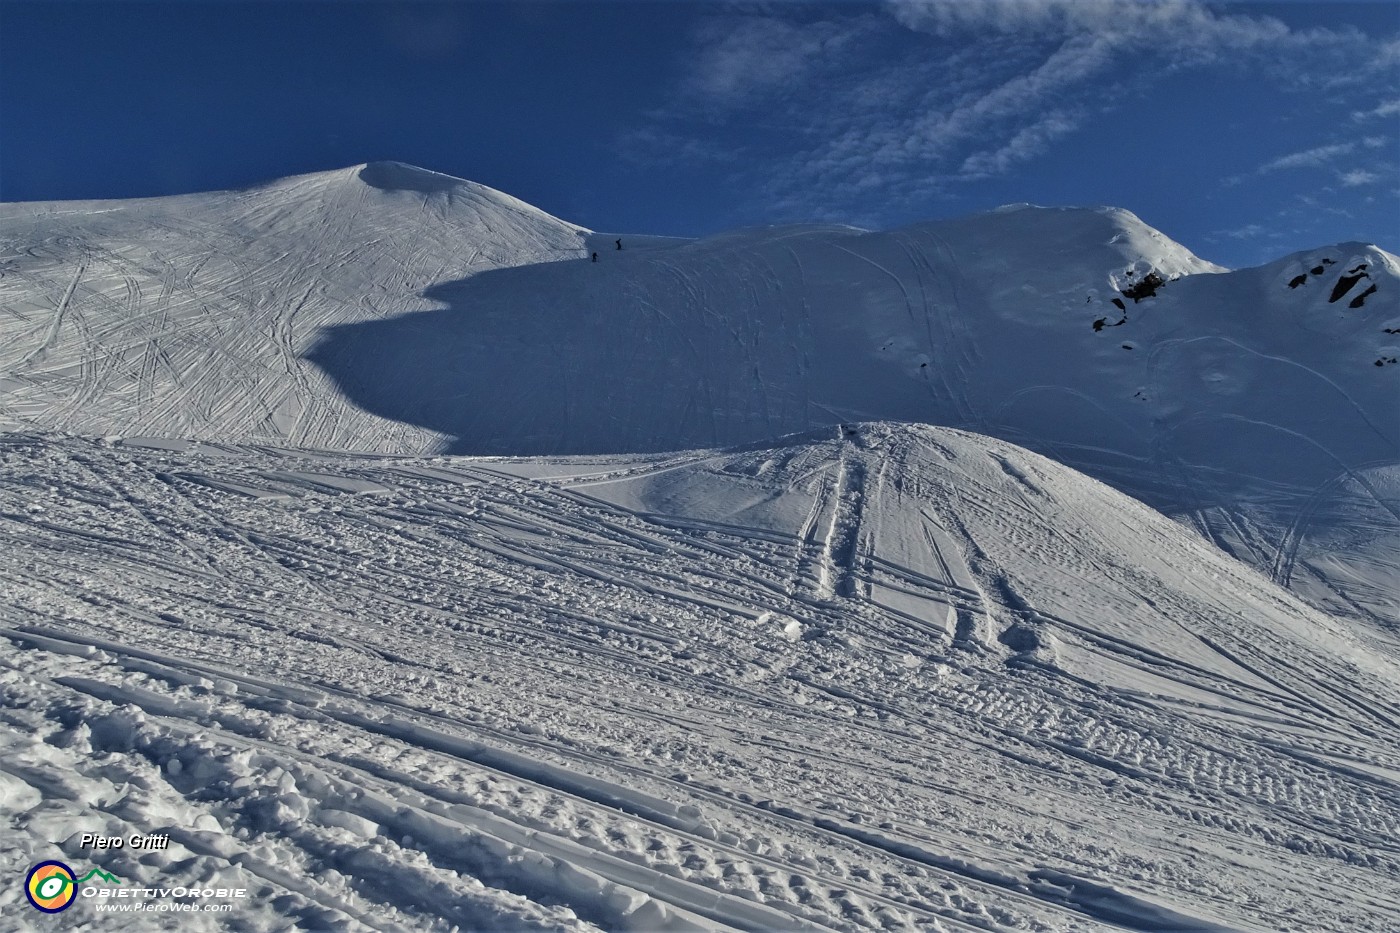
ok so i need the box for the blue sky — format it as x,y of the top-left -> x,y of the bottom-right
1,0 -> 1396,267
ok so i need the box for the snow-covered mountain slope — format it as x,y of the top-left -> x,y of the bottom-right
304,203 -> 1397,633
0,162 -> 589,452
4,423 -> 1398,931
2,164 -> 1395,624
306,204 -> 1233,458
1151,246 -> 1400,636
3,164 -> 1395,630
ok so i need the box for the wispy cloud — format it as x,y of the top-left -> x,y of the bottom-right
1244,140 -> 1396,194
889,0 -> 1292,50
1340,169 -> 1381,187
906,34 -> 1113,166
1293,192 -> 1355,219
1206,222 -> 1284,244
959,109 -> 1081,177
1352,98 -> 1400,120
683,14 -> 879,109
1258,143 -> 1357,174
638,0 -> 1398,224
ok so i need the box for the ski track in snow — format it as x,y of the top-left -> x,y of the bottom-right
2,425 -> 1399,931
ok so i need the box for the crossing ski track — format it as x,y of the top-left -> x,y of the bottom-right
1,163 -> 1399,929
3,424 -> 1400,931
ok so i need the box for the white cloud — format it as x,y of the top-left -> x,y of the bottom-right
959,110 -> 1081,177
1382,36 -> 1400,66
1246,137 -> 1396,186
1210,223 -> 1267,242
1352,98 -> 1400,120
1258,143 -> 1356,173
887,0 -> 1067,37
1340,169 -> 1380,187
887,0 -> 1295,56
908,33 -> 1113,165
684,15 -> 873,107
650,0 -> 1399,220
1292,192 -> 1355,219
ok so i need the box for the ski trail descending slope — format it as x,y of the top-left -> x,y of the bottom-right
1272,461 -> 1400,644
3,424 -> 1398,931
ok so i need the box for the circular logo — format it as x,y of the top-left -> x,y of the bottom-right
25,861 -> 76,913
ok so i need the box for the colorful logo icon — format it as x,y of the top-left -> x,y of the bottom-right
25,860 -> 77,913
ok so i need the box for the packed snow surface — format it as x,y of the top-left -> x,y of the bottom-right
3,424 -> 1399,931
1,164 -> 1398,930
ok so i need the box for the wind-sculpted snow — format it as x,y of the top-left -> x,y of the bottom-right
3,424 -> 1399,931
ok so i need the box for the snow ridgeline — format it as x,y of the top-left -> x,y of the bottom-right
2,424 -> 1399,930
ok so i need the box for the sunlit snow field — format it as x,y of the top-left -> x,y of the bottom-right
1,163 -> 1397,931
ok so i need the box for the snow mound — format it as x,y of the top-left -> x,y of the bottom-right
570,421 -> 1397,691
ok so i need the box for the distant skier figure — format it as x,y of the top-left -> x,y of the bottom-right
591,252 -> 598,263
615,238 -> 622,251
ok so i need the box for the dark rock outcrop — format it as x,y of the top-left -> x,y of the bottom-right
1329,271 -> 1369,303
1349,284 -> 1378,309
1121,271 -> 1167,303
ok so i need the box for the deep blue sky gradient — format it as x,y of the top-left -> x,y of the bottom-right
2,1 -> 1396,267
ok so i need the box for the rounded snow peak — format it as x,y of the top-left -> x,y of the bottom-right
924,203 -> 1223,278
348,161 -> 589,235
357,161 -> 466,194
